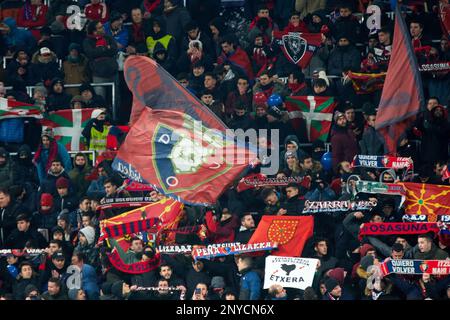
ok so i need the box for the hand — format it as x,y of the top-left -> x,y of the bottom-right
354,211 -> 364,219
130,285 -> 138,291
422,273 -> 431,283
126,46 -> 136,54
277,208 -> 287,216
176,285 -> 187,293
321,33 -> 326,43
51,270 -> 60,278
143,12 -> 151,19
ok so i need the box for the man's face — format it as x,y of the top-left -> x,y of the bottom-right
254,36 -> 263,46
340,7 -> 351,17
52,258 -> 65,270
344,108 -> 355,122
378,31 -> 389,44
79,233 -> 87,245
131,9 -> 142,24
50,162 -> 63,174
49,243 -> 60,254
53,83 -> 63,93
315,241 -> 328,256
366,250 -> 376,258
81,90 -> 93,101
160,266 -> 172,279
395,237 -> 408,249
258,9 -> 270,18
259,75 -> 271,86
391,250 -> 404,260
204,76 -> 216,89
187,28 -> 199,39
382,205 -> 394,216
340,161 -> 352,173
427,98 -> 439,111
371,215 -> 383,223
285,187 -> 299,199
330,285 -> 342,297
47,282 -> 60,296
368,38 -> 378,48
418,237 -> 432,253
313,85 -> 326,94
256,106 -> 266,117
338,38 -> 350,47
0,192 -> 11,208
192,66 -> 204,77
95,22 -> 105,35
235,109 -> 246,117
320,283 -> 327,295
286,143 -> 297,152
131,240 -> 143,253
241,215 -> 255,229
17,220 -> 30,232
382,173 -> 394,182
302,158 -> 313,170
6,255 -> 18,265
53,232 -> 63,241
75,156 -> 86,167
210,25 -> 219,36
221,42 -> 233,54
367,115 -> 376,127
410,23 -> 422,38
265,192 -> 278,206
290,15 -> 300,27
237,79 -> 248,91
336,116 -> 347,127
153,23 -> 161,34
21,265 -> 33,279
201,94 -> 213,105
81,216 -> 91,227
193,261 -> 204,272
79,199 -> 90,212
158,280 -> 169,294
433,107 -> 443,118
104,183 -> 116,196
57,187 -> 68,197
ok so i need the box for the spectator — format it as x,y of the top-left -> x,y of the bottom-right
248,5 -> 276,45
83,20 -> 119,99
163,0 -> 191,46
218,35 -> 254,81
204,209 -> 239,244
71,252 -> 100,300
79,83 -> 108,109
41,277 -> 68,300
73,225 -> 99,267
225,76 -> 252,120
413,234 -> 449,260
68,153 -> 92,199
253,70 -> 288,99
46,78 -> 73,112
33,192 -> 58,232
53,177 -> 78,213
360,111 -> 387,156
38,250 -> 69,290
1,17 -> 36,55
5,48 -> 37,86
63,43 -> 90,97
331,4 -> 362,44
126,7 -> 152,55
16,0 -> 48,39
181,20 -> 214,60
104,13 -> 129,53
12,261 -> 40,300
0,147 -> 15,189
145,17 -> 177,60
0,188 -> 28,247
236,255 -> 261,300
31,47 -> 64,88
283,11 -> 309,33
39,157 -> 72,197
6,214 -> 47,248
234,213 -> 255,244
153,42 -> 177,76
82,108 -> 111,157
328,35 -> 361,76
295,1 -> 326,20
208,17 -> 228,59
330,112 -> 358,174
85,0 -> 109,24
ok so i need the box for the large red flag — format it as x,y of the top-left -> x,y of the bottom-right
375,4 -> 425,155
273,31 -> 322,69
248,216 -> 314,257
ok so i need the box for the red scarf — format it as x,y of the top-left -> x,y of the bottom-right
359,222 -> 440,240
33,139 -> 58,172
288,82 -> 307,95
143,0 -> 161,13
132,23 -> 145,43
89,34 -> 107,47
284,22 -> 309,33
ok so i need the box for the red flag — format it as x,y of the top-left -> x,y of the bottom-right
375,5 -> 425,155
273,31 -> 322,69
285,96 -> 337,142
347,71 -> 386,94
248,216 -> 314,257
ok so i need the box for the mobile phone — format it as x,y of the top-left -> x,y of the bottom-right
194,288 -> 201,295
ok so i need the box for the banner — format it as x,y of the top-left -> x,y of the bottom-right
124,179 -> 154,192
157,242 -> 241,254
401,183 -> 450,222
358,222 -> 440,240
192,242 -> 276,260
419,62 -> 450,72
302,199 -> 377,214
263,256 -> 319,290
354,180 -> 406,207
98,196 -> 155,210
375,4 -> 425,155
0,98 -> 42,119
248,216 -> 314,257
273,31 -> 322,69
285,96 -> 336,142
236,174 -> 310,192
380,259 -> 450,276
351,155 -> 413,171
403,214 -> 450,223
41,108 -> 96,151
347,72 -> 386,94
0,249 -> 45,257
107,249 -> 160,274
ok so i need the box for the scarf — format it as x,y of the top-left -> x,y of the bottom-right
358,222 -> 440,240
143,0 -> 161,13
380,259 -> 450,276
33,139 -> 58,172
288,82 -> 306,95
283,22 -> 309,33
89,34 -> 107,47
132,23 -> 145,43
108,249 -> 160,274
302,200 -> 377,214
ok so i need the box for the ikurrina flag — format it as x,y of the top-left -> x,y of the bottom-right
248,216 -> 314,257
0,98 -> 42,119
401,182 -> 450,222
40,108 -> 96,151
273,31 -> 322,69
117,55 -> 256,206
347,71 -> 386,94
375,4 -> 425,155
285,96 -> 337,142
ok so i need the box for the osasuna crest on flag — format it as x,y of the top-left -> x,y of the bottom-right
285,96 -> 337,142
112,108 -> 257,206
273,31 -> 322,69
40,108 -> 96,151
0,98 -> 42,119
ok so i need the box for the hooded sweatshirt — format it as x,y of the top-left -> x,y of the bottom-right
0,148 -> 15,189
45,78 -> 72,111
2,17 -> 37,51
14,144 -> 39,186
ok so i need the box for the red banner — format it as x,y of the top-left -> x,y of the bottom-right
359,222 -> 440,240
347,72 -> 386,94
273,31 -> 322,69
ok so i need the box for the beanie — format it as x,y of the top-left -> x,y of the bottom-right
91,109 -> 105,119
79,226 -> 96,245
210,276 -> 226,289
111,281 -> 124,299
56,177 -> 69,189
360,255 -> 375,271
24,284 -> 39,297
327,268 -> 345,285
325,277 -> 340,292
360,244 -> 375,258
40,193 -> 54,207
333,111 -> 345,123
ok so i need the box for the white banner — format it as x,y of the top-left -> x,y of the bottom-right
264,256 -> 319,290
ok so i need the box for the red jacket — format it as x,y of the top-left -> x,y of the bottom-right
205,211 -> 239,244
330,126 -> 358,173
85,3 -> 109,24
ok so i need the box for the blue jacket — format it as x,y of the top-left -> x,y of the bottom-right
3,17 -> 36,51
87,175 -> 107,199
81,263 -> 100,300
35,142 -> 72,183
104,22 -> 129,52
239,269 -> 261,300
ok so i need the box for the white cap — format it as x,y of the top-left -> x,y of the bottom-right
40,47 -> 51,55
91,108 -> 106,119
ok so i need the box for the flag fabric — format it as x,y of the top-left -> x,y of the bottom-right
40,108 -> 96,151
439,0 -> 450,38
358,222 -> 440,241
273,31 -> 322,69
375,5 -> 425,155
248,215 -> 314,257
401,182 -> 450,222
0,98 -> 42,119
285,96 -> 337,142
112,108 -> 257,206
123,55 -> 228,129
347,71 -> 386,94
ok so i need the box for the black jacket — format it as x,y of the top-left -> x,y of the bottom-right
282,196 -> 307,216
0,201 -> 28,247
83,34 -> 118,78
13,144 -> 40,187
6,228 -> 48,249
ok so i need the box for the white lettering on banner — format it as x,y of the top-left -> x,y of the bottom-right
66,265 -> 81,290
264,256 -> 318,290
158,134 -> 171,144
392,267 -> 416,273
117,162 -> 143,182
391,260 -> 414,267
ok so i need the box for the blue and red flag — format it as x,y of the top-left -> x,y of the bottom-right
375,4 -> 425,155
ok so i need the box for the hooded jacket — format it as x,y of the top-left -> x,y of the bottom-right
45,78 -> 73,112
5,52 -> 38,86
328,43 -> 361,76
330,125 -> 358,173
5,226 -> 48,249
2,17 -> 36,52
82,33 -> 118,78
31,50 -> 63,86
13,144 -> 39,186
146,17 -> 178,59
153,42 -> 177,76
68,153 -> 93,199
74,226 -> 99,267
0,200 -> 28,247
163,4 -> 191,45
0,148 -> 15,189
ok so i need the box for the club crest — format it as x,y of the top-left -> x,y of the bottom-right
282,33 -> 307,64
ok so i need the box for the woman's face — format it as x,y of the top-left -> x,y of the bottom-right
42,136 -> 50,148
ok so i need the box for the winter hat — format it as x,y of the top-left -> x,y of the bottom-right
57,210 -> 70,224
111,280 -> 124,299
79,83 -> 95,95
39,47 -> 51,55
24,284 -> 39,297
325,277 -> 340,292
333,111 -> 345,123
40,193 -> 54,207
79,226 -> 96,245
360,244 -> 375,258
210,276 -> 226,289
317,70 -> 330,86
34,84 -> 47,97
91,109 -> 106,119
51,226 -> 65,236
285,151 -> 298,160
68,288 -> 79,300
360,255 -> 375,271
68,43 -> 81,53
327,268 -> 345,285
56,177 -> 69,189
